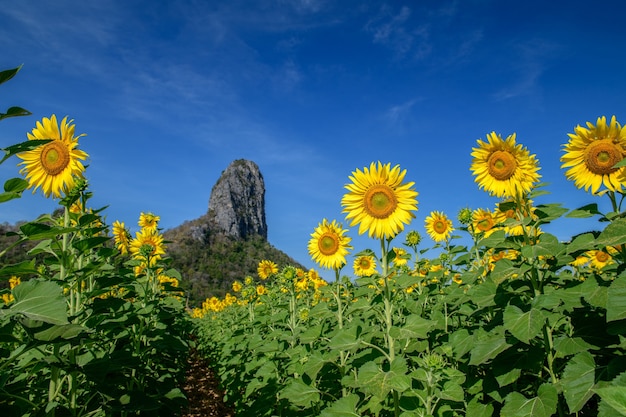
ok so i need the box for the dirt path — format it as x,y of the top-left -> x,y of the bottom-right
180,348 -> 235,417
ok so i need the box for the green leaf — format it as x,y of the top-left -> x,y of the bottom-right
0,66 -> 21,85
478,229 -> 507,248
8,280 -> 68,325
0,259 -> 38,277
469,329 -> 511,365
535,203 -> 569,224
597,218 -> 626,247
554,336 -> 597,358
329,324 -> 361,351
279,379 -> 320,407
34,323 -> 86,341
358,358 -> 411,398
503,304 -> 545,344
19,222 -> 75,239
449,328 -> 473,359
566,203 -> 602,218
467,280 -> 497,309
608,278 -> 626,322
0,106 -> 31,121
1,139 -> 50,164
319,394 -> 361,417
491,259 -> 519,283
530,233 -> 564,258
562,351 -> 596,413
72,236 -> 110,254
567,233 -> 597,253
501,383 -> 558,417
390,314 -> 435,340
466,397 -> 494,417
594,386 -> 626,416
439,381 -> 464,402
3,177 -> 28,193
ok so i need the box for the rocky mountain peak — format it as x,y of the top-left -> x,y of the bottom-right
207,159 -> 268,239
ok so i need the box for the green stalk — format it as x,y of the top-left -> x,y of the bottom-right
380,237 -> 400,417
333,267 -> 348,397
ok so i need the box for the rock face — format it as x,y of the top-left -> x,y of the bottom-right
207,159 -> 268,239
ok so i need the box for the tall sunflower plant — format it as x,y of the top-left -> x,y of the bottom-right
0,67 -> 191,416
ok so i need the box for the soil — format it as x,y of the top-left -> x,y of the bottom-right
180,348 -> 235,417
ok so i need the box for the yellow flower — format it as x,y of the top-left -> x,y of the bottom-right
424,211 -> 454,242
129,228 -> 166,266
570,255 -> 589,268
9,276 -> 21,289
257,260 -> 278,280
112,220 -> 131,255
308,219 -> 352,270
232,281 -> 243,292
342,162 -> 418,239
472,208 -> 497,237
295,278 -> 309,292
453,274 -> 463,284
256,285 -> 267,296
17,115 -> 88,198
561,116 -> 626,194
588,250 -> 613,270
138,212 -> 160,232
353,255 -> 377,277
2,293 -> 14,305
393,247 -> 409,266
470,132 -> 540,198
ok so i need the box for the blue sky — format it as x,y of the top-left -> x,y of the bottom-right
1,0 -> 626,279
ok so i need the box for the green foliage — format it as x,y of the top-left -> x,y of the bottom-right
193,191 -> 626,416
0,67 -> 192,416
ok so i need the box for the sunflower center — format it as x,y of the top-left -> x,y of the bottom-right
476,217 -> 494,232
359,258 -> 372,269
595,251 -> 610,263
40,140 -> 70,176
433,220 -> 448,234
318,233 -> 339,256
584,139 -> 623,175
487,150 -> 517,181
363,185 -> 397,219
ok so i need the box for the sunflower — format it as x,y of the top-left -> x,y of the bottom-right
342,162 -> 418,239
424,211 -> 454,242
588,250 -> 613,270
470,132 -> 540,198
138,212 -> 160,232
308,219 -> 352,270
257,260 -> 278,280
392,247 -> 409,266
404,230 -> 422,249
353,255 -> 377,277
112,220 -> 131,255
561,116 -> 626,194
17,115 -> 88,198
472,208 -> 497,237
232,281 -> 243,293
256,285 -> 267,296
129,228 -> 166,266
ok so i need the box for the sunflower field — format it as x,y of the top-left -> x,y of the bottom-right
192,125 -> 626,415
2,64 -> 626,417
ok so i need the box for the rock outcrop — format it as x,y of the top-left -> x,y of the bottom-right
207,159 -> 268,240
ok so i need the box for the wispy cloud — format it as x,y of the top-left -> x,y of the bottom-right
491,39 -> 560,101
366,5 -> 425,58
384,98 -> 419,125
